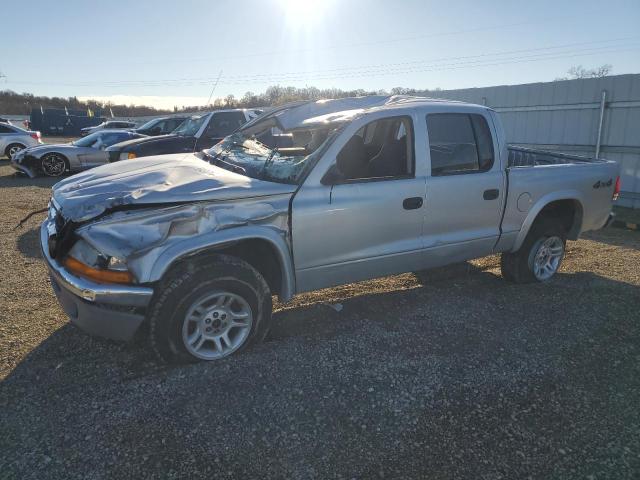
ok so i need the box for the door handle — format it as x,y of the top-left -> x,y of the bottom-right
483,189 -> 499,200
403,197 -> 423,210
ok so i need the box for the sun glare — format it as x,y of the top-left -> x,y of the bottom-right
278,0 -> 332,25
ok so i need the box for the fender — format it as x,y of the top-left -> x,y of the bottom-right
147,225 -> 296,301
511,190 -> 585,252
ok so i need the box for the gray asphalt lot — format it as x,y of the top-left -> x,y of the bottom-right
1,159 -> 639,479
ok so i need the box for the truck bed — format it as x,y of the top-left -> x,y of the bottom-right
507,146 -> 608,168
499,146 -> 619,246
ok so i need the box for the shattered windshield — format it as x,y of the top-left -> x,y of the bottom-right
204,124 -> 340,185
173,115 -> 207,136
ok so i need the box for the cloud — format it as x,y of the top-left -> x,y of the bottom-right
78,95 -> 209,110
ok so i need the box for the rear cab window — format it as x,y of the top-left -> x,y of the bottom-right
426,113 -> 494,176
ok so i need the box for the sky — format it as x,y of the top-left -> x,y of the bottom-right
1,0 -> 640,109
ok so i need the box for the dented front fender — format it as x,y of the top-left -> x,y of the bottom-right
76,194 -> 295,301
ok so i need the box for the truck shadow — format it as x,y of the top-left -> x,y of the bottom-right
16,227 -> 42,259
3,265 -> 637,384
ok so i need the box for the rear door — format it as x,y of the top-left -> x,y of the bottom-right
422,111 -> 505,266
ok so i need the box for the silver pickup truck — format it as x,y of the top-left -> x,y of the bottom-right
40,96 -> 620,363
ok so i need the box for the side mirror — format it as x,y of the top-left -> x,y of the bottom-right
321,163 -> 343,185
151,127 -> 161,135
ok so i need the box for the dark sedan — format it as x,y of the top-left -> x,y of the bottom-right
106,109 -> 261,162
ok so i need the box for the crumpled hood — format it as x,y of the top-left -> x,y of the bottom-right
52,153 -> 297,222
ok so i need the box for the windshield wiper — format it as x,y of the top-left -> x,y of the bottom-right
200,150 -> 247,176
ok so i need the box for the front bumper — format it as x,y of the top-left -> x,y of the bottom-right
40,220 -> 154,341
10,155 -> 36,178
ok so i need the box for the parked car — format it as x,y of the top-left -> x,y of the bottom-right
106,109 -> 262,161
11,129 -> 146,177
132,116 -> 188,136
80,120 -> 136,137
0,123 -> 42,158
40,96 -> 619,363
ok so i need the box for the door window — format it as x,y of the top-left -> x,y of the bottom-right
205,112 -> 247,138
333,116 -> 414,182
0,125 -> 15,133
426,113 -> 494,176
167,118 -> 184,132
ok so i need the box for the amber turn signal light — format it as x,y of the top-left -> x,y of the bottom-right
64,256 -> 133,285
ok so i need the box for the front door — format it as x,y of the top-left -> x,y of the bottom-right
293,115 -> 426,292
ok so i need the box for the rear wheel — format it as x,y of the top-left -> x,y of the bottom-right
501,218 -> 566,283
148,254 -> 272,363
41,153 -> 68,177
5,143 -> 26,159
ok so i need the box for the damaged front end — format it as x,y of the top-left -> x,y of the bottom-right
41,156 -> 295,341
10,150 -> 40,178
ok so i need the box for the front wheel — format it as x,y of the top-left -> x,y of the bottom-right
41,153 -> 68,177
501,218 -> 566,283
148,254 -> 272,363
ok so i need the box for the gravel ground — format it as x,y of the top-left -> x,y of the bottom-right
1,160 -> 639,479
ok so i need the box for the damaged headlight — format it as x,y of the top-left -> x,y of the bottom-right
64,239 -> 133,284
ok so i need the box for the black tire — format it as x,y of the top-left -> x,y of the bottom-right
148,254 -> 272,363
501,217 -> 567,284
5,143 -> 26,159
40,153 -> 69,177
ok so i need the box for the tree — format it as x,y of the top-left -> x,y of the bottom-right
556,64 -> 612,81
224,94 -> 236,107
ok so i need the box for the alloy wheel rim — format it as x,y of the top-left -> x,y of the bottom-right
531,236 -> 564,281
42,155 -> 65,176
9,146 -> 22,158
182,290 -> 253,360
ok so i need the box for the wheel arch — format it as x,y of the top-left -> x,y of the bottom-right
147,226 -> 296,301
512,192 -> 584,252
5,142 -> 27,156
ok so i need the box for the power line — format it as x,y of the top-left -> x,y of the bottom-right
8,40 -> 639,89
